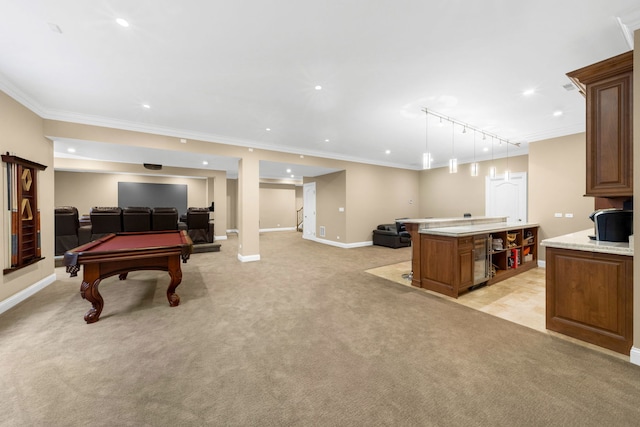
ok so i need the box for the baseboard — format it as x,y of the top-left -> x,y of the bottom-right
237,253 -> 260,262
311,237 -> 373,249
226,229 -> 239,234
0,273 -> 56,316
214,235 -> 228,241
537,260 -> 546,268
259,227 -> 297,233
630,347 -> 640,366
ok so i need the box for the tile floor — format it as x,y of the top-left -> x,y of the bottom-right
366,261 -> 627,360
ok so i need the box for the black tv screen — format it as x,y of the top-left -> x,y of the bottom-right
118,182 -> 188,216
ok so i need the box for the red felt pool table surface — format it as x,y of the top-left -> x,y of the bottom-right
64,231 -> 193,324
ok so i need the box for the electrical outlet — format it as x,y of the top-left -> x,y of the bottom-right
554,213 -> 562,218
565,213 -> 573,218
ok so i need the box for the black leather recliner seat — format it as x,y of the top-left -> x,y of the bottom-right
89,206 -> 122,241
122,206 -> 152,232
55,206 -> 80,255
152,207 -> 179,231
186,207 -> 213,244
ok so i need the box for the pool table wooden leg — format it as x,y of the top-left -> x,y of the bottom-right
166,256 -> 182,307
80,278 -> 103,324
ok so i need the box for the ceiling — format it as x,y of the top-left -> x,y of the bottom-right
1,1 -> 639,179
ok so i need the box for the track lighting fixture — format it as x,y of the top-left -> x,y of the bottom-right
422,108 -> 519,176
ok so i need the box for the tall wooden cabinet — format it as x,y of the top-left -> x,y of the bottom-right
566,51 -> 633,197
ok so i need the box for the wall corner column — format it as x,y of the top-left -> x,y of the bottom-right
237,155 -> 260,262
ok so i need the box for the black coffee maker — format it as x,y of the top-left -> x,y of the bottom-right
589,209 -> 633,242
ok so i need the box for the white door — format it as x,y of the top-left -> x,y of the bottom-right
485,172 -> 527,223
303,182 -> 316,240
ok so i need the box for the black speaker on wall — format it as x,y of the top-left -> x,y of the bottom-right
208,202 -> 215,212
143,163 -> 162,170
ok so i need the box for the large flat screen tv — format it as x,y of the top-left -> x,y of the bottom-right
118,182 -> 188,216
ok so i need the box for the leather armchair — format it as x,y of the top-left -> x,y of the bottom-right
122,206 -> 152,232
89,207 -> 122,240
372,223 -> 411,249
152,207 -> 179,231
55,206 -> 80,255
186,207 -> 213,244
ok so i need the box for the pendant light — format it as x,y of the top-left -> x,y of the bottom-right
489,136 -> 496,178
504,139 -> 510,181
449,122 -> 457,173
470,130 -> 479,176
422,110 -> 432,169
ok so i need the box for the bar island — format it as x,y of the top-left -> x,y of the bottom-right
402,217 -> 539,298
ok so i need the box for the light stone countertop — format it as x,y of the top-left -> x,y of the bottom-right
419,221 -> 539,237
402,216 -> 508,230
540,228 -> 633,257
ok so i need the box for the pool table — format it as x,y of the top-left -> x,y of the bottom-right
64,230 -> 193,323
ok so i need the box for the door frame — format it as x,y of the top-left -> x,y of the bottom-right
302,182 -> 316,240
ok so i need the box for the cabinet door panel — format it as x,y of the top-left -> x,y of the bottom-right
422,237 -> 454,284
552,255 -> 622,332
546,247 -> 633,354
458,249 -> 473,288
586,73 -> 632,195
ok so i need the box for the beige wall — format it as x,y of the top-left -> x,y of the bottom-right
306,165 -> 420,244
237,155 -> 261,259
419,155 -> 528,218
345,164 -> 420,243
308,171 -> 347,241
295,185 -> 303,211
227,179 -> 238,231
259,183 -> 297,229
529,133 -> 594,260
0,91 -> 55,302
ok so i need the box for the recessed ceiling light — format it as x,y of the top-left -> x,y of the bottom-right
266,128 -> 271,131
142,104 -> 150,109
202,161 -> 208,165
290,174 -> 295,178
483,147 -> 489,152
315,85 -> 322,90
325,139 -> 330,142
67,148 -> 76,153
553,110 -> 563,117
286,168 -> 292,173
385,150 -> 391,154
523,89 -> 535,96
116,18 -> 129,27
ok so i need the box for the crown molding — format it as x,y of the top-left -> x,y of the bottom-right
617,7 -> 640,49
0,72 -> 46,117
